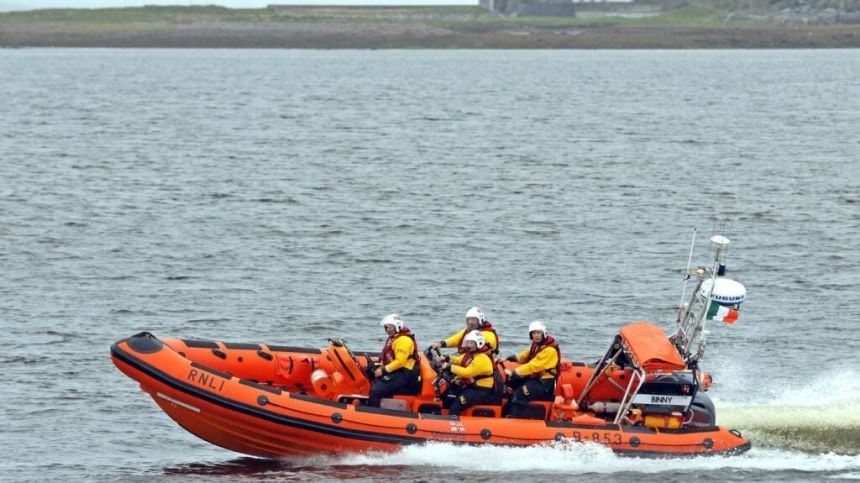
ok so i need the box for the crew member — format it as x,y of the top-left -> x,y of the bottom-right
504,320 -> 560,419
368,314 -> 420,407
430,306 -> 500,356
440,330 -> 495,415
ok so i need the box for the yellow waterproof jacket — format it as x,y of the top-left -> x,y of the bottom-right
514,345 -> 559,380
450,352 -> 494,389
443,328 -> 498,354
383,335 -> 417,373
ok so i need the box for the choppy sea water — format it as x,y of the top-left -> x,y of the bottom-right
1,48 -> 859,482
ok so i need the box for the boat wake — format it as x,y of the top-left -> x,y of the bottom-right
161,378 -> 860,480
158,371 -> 860,479
303,442 -> 860,476
307,371 -> 860,475
716,397 -> 860,455
714,371 -> 860,456
164,445 -> 860,481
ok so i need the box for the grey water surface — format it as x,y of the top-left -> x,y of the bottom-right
1,49 -> 859,482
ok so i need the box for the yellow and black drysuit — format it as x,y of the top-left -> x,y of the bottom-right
505,335 -> 560,418
440,322 -> 500,356
444,347 -> 496,416
369,328 -> 419,407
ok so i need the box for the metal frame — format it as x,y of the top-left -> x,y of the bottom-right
577,333 -> 698,425
577,230 -> 736,425
575,337 -> 622,408
612,366 -> 645,424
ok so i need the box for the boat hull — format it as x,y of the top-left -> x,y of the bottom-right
111,333 -> 751,458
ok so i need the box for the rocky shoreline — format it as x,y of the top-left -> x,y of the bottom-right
723,0 -> 860,24
2,4 -> 860,49
2,21 -> 860,48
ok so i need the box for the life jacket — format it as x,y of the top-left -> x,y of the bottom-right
456,321 -> 500,356
525,335 -> 561,379
381,327 -> 418,367
457,346 -> 495,388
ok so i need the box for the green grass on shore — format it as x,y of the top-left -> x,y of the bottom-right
0,5 -> 264,23
0,4 -> 745,29
0,5 -> 484,23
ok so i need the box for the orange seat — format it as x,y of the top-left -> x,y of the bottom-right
571,413 -> 608,425
552,383 -> 579,421
417,354 -> 440,398
559,382 -> 576,400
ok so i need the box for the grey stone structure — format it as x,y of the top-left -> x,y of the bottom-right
722,0 -> 860,23
479,0 -> 673,17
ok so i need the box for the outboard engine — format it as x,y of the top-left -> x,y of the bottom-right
629,373 -> 698,429
687,392 -> 716,427
632,373 -> 697,415
630,374 -> 717,428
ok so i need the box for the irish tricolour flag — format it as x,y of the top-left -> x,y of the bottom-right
707,304 -> 739,324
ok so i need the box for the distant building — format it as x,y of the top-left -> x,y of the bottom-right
481,0 -> 671,17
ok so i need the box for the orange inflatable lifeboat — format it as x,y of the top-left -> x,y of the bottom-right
111,321 -> 750,458
112,232 -> 750,458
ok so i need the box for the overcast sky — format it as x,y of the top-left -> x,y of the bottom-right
2,0 -> 476,9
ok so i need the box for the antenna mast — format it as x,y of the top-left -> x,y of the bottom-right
671,227 -> 745,365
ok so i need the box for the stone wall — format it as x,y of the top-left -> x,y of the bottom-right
482,0 -> 668,17
573,2 -> 664,17
723,0 -> 860,23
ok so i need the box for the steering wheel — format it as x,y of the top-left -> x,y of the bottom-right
423,346 -> 441,369
424,346 -> 454,383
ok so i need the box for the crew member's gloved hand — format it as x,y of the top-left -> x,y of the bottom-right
505,354 -> 518,362
440,355 -> 449,362
430,342 -> 443,351
364,364 -> 376,380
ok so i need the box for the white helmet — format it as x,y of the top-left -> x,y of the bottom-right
528,320 -> 547,338
465,307 -> 486,326
380,314 -> 403,332
463,330 -> 486,350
